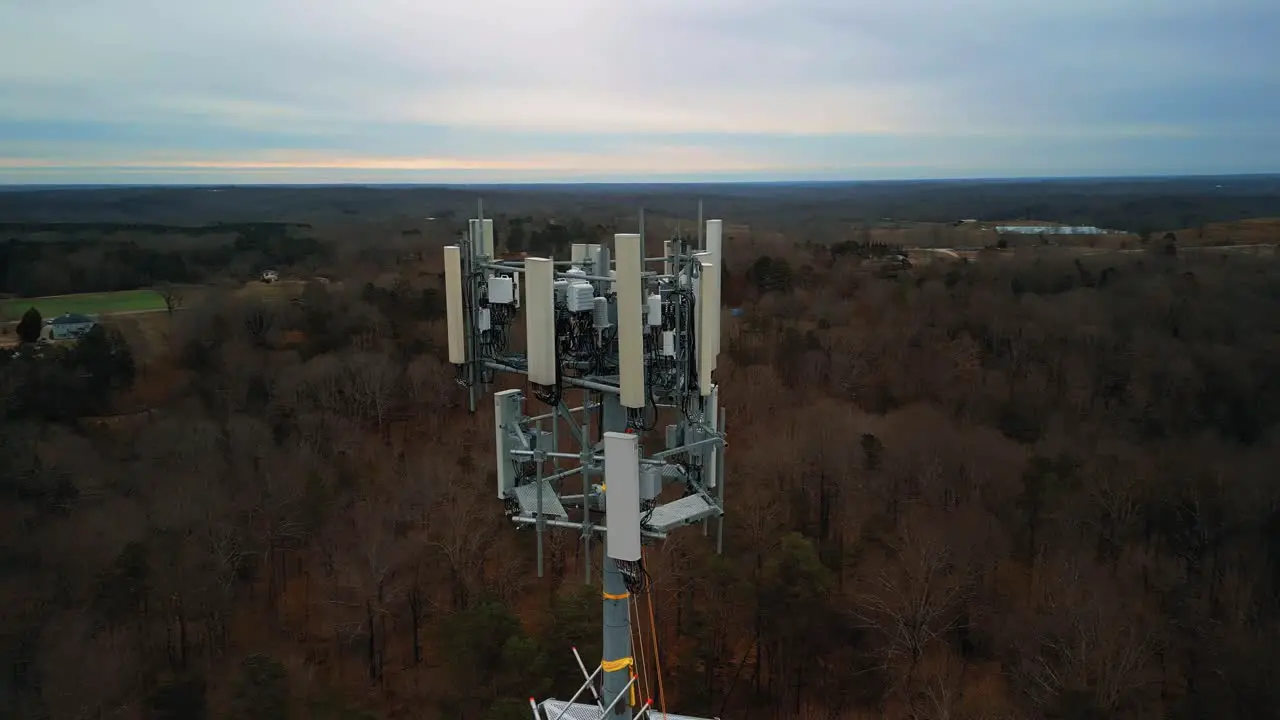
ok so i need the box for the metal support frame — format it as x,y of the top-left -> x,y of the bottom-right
450,202 -> 726,720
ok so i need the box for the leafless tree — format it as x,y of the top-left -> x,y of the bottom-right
282,354 -> 347,419
325,485 -> 409,683
290,409 -> 362,461
1016,557 -> 1161,714
1080,449 -> 1144,568
427,482 -> 497,610
240,298 -> 278,346
344,352 -> 401,433
854,511 -> 974,693
914,647 -> 966,720
407,353 -> 455,421
157,282 -> 184,315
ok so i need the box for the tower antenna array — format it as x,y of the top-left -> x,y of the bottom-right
445,205 -> 728,719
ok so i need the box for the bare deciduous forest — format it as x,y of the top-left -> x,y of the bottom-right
3,181 -> 1280,720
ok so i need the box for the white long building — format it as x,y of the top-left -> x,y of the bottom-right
994,225 -> 1117,235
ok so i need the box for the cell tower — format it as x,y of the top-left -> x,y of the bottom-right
444,202 -> 726,719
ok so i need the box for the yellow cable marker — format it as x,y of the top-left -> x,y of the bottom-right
601,656 -> 633,672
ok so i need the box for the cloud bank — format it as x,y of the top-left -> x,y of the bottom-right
1,0 -> 1277,182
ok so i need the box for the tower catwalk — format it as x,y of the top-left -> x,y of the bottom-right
446,202 -> 727,719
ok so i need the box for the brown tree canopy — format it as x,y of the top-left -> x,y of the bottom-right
3,229 -> 1280,720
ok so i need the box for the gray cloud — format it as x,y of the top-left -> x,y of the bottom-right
0,0 -> 1277,180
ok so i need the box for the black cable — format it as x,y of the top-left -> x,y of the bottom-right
455,363 -> 473,388
641,500 -> 657,527
681,288 -> 699,422
617,558 -> 652,596
640,366 -> 659,431
533,322 -> 564,407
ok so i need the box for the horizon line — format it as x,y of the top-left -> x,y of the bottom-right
3,171 -> 1279,190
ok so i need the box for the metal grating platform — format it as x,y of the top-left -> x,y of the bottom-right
642,494 -> 718,533
515,480 -> 569,519
539,699 -> 718,720
659,463 -> 686,479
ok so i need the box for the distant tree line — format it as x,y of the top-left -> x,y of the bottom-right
0,224 -> 325,297
5,178 -> 1280,232
501,216 -> 612,256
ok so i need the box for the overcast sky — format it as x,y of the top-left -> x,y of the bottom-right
1,0 -> 1277,183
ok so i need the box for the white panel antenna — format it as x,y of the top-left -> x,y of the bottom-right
692,249 -> 721,356
604,431 -> 642,562
713,257 -> 722,356
571,243 -> 587,266
525,257 -> 556,386
705,219 -> 723,269
614,233 -> 645,409
698,258 -> 719,395
705,220 -> 724,357
482,219 -> 495,258
691,251 -> 710,368
663,239 -> 674,276
708,253 -> 721,369
443,245 -> 466,364
494,389 -> 522,498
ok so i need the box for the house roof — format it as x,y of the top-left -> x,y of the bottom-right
51,313 -> 95,325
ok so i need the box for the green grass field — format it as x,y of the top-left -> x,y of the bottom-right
0,289 -> 167,321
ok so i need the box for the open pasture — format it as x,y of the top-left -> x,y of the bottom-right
0,289 -> 167,321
